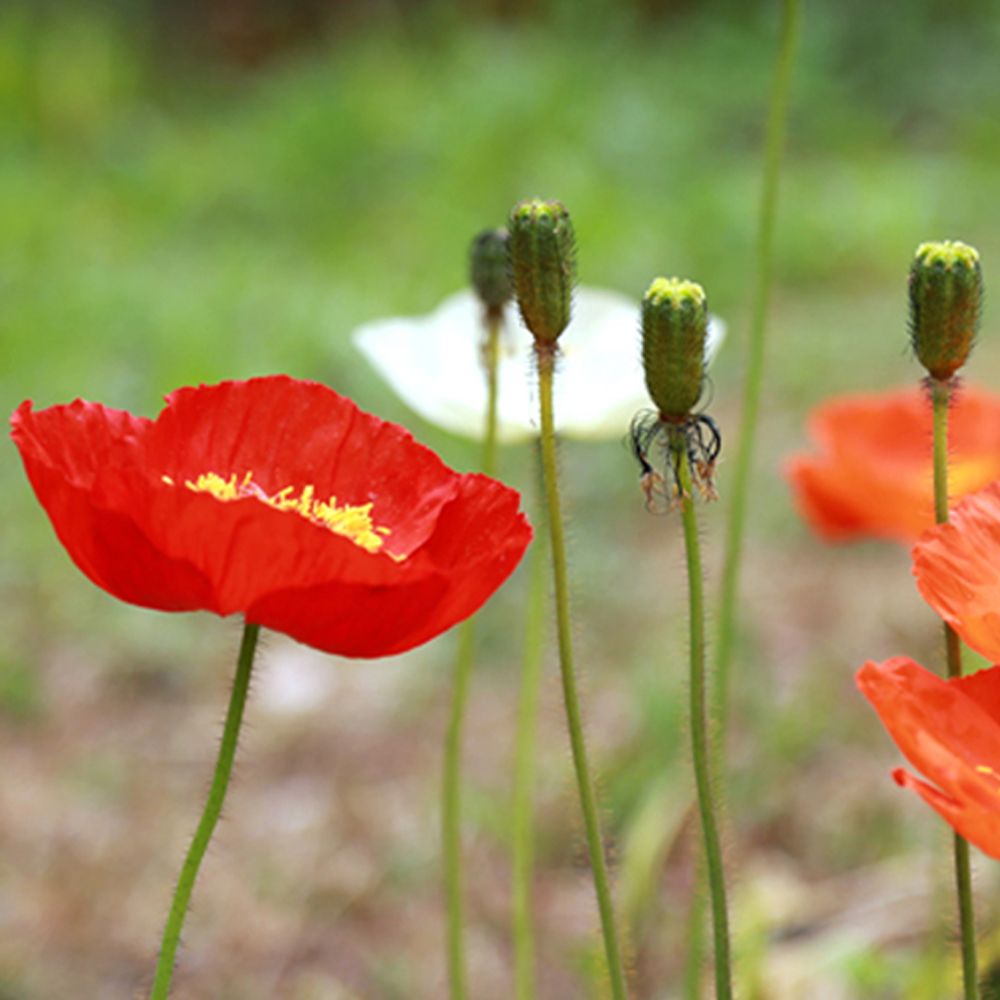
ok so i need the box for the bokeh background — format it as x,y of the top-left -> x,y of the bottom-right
4,1 -> 1000,997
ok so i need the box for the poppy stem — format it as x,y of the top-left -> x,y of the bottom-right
149,620 -> 260,1000
535,344 -> 629,1000
441,308 -> 502,1000
700,5 -> 798,983
714,0 -> 799,732
673,434 -> 733,1000
930,377 -> 980,1000
511,477 -> 547,1000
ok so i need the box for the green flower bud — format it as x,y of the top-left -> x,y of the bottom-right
469,227 -> 512,313
507,198 -> 575,343
641,277 -> 708,419
909,240 -> 982,381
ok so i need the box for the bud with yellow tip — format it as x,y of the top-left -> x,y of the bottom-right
641,277 -> 708,420
909,240 -> 982,381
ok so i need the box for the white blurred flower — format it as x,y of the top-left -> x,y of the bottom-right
352,286 -> 726,443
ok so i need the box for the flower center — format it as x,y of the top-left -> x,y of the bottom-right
163,471 -> 395,556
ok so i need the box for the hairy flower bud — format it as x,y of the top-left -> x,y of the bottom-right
469,227 -> 512,313
641,277 -> 708,419
909,240 -> 982,381
508,198 -> 575,343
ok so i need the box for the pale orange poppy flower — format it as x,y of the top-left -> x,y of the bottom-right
786,386 -> 1000,543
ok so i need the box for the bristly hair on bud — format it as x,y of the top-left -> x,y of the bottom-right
469,228 -> 512,316
507,198 -> 576,344
641,276 -> 708,421
631,276 -> 720,509
909,240 -> 983,382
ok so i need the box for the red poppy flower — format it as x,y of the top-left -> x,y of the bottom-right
11,376 -> 532,658
856,656 -> 1000,859
913,481 -> 1000,663
785,386 -> 1000,543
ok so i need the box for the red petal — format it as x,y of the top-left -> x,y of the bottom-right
857,658 -> 1000,836
11,399 -> 217,610
893,768 -> 1000,859
913,482 -> 1000,662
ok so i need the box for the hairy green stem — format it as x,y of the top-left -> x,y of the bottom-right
931,378 -> 979,1000
512,483 -> 548,1000
535,345 -> 629,1000
442,309 -> 502,1000
150,620 -> 260,1000
694,4 -> 798,988
674,438 -> 733,999
714,0 -> 800,732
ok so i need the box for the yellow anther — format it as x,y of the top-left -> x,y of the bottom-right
172,469 -> 397,556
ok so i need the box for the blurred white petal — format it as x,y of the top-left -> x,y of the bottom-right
352,286 -> 725,443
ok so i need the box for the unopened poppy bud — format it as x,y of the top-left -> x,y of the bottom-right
508,198 -> 575,343
909,240 -> 982,381
469,228 -> 512,313
641,277 -> 708,419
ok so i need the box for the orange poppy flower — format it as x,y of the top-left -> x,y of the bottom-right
857,656 -> 1000,858
913,481 -> 1000,663
786,386 -> 1000,543
11,376 -> 532,657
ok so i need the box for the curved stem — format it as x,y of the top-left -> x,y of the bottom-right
442,309 -> 502,1000
714,0 -> 800,733
535,344 -> 629,1000
149,620 -> 260,1000
675,436 -> 733,1000
931,378 -> 979,1000
512,486 -> 547,1000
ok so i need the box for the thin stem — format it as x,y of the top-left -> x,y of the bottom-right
512,482 -> 548,1000
441,309 -> 502,1000
931,378 -> 979,1000
535,345 -> 629,1000
443,619 -> 474,1000
150,620 -> 260,1000
714,0 -> 800,734
675,438 -> 733,1000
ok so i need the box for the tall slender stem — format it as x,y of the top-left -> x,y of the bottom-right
442,309 -> 502,1000
512,479 -> 547,1000
688,5 -> 798,987
674,438 -> 733,999
715,0 -> 800,733
535,344 -> 629,1000
930,378 -> 979,1000
150,620 -> 260,1000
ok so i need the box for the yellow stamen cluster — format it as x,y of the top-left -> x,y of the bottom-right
164,470 -> 394,555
